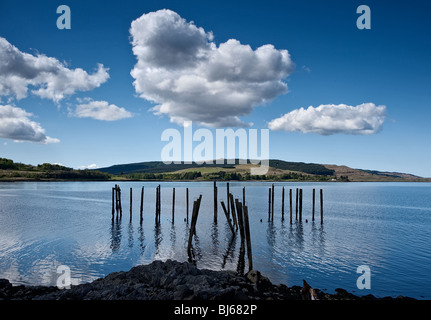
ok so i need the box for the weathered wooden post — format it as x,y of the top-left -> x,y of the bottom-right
320,189 -> 323,224
115,185 -> 119,217
226,182 -> 230,216
172,187 -> 175,223
289,188 -> 293,224
112,187 -> 115,219
295,188 -> 298,220
235,199 -> 245,251
243,186 -> 245,206
229,193 -> 238,229
221,201 -> 235,234
312,188 -> 315,221
235,199 -> 246,275
187,195 -> 202,262
268,188 -> 271,221
271,184 -> 275,221
155,185 -> 158,223
140,186 -> 144,223
243,205 -> 253,272
155,185 -> 161,224
299,188 -> 303,221
213,181 -> 217,223
282,186 -> 285,220
158,185 -> 161,224
186,187 -> 189,223
130,187 -> 133,221
118,186 -> 122,218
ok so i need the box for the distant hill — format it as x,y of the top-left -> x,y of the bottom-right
1,157 -> 427,182
95,159 -> 429,182
96,159 -> 334,175
0,158 -> 110,181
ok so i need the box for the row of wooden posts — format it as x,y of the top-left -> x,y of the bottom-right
111,183 -> 323,273
112,183 -> 324,225
268,185 -> 324,224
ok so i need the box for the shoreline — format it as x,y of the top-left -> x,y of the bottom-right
0,259 -> 415,300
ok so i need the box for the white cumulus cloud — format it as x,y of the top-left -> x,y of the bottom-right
0,37 -> 109,102
0,104 -> 59,143
130,9 -> 294,128
268,103 -> 386,135
70,99 -> 133,121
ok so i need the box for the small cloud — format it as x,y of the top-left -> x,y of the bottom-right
302,65 -> 311,73
268,103 -> 386,135
0,104 -> 60,143
78,164 -> 98,170
69,99 -> 133,121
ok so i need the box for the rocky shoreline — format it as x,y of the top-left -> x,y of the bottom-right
0,259 -> 414,300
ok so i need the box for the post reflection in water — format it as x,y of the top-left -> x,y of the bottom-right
110,219 -> 122,253
210,222 -> 219,257
310,221 -> 326,256
128,221 -> 134,248
107,205 -> 327,283
154,223 -> 162,256
138,223 -> 146,255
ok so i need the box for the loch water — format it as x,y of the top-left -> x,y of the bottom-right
0,181 -> 430,299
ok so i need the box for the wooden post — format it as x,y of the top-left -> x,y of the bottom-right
295,188 -> 298,220
140,186 -> 144,223
115,185 -> 119,217
229,193 -> 238,229
155,185 -> 160,224
130,187 -> 133,221
282,186 -> 285,220
268,188 -> 271,221
271,184 -> 275,221
187,195 -> 202,262
299,188 -> 303,221
312,188 -> 315,221
186,187 -> 189,223
118,186 -> 122,218
158,185 -> 161,224
289,188 -> 293,224
213,181 -> 217,223
172,187 -> 175,223
221,201 -> 235,234
226,182 -> 230,216
155,185 -> 158,222
320,189 -> 323,224
243,205 -> 253,272
243,187 -> 245,206
235,199 -> 245,249
112,187 -> 115,219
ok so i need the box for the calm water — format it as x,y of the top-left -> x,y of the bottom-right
0,181 -> 430,299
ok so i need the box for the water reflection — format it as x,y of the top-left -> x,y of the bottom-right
110,219 -> 121,253
138,224 -> 146,255
154,223 -> 162,255
310,222 -> 326,256
210,222 -> 219,257
222,233 -> 237,268
128,222 -> 134,248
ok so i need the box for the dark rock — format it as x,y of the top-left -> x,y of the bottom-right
0,260 -> 416,300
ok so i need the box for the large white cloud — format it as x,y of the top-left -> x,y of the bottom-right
70,99 -> 133,121
0,37 -> 109,102
0,104 -> 59,143
130,9 -> 294,127
268,103 -> 386,135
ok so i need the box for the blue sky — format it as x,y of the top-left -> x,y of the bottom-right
0,0 -> 430,177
